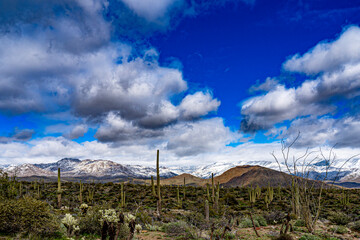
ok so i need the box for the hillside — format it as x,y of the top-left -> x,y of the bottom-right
160,165 -> 294,187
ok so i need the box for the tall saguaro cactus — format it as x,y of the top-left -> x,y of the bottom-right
183,177 -> 186,200
57,168 -> 62,209
177,185 -> 182,207
120,182 -> 126,208
79,180 -> 83,204
205,200 -> 209,222
206,183 -> 211,202
156,150 -> 161,216
151,176 -> 156,197
211,173 -> 215,202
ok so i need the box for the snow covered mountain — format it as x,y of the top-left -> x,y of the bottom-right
2,156 -> 360,182
4,164 -> 56,177
3,158 -> 177,179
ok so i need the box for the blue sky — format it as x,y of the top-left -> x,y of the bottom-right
1,0 -> 360,166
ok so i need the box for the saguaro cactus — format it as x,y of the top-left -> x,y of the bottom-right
264,184 -> 274,209
57,168 -> 62,209
79,180 -> 83,204
255,185 -> 261,199
120,182 -> 126,208
211,173 -> 215,202
205,200 -> 209,222
151,176 -> 156,197
206,183 -> 211,202
156,150 -> 161,216
177,185 -> 182,207
248,187 -> 256,206
340,189 -> 350,209
19,181 -> 22,197
214,182 -> 220,213
291,178 -> 300,217
183,177 -> 186,200
87,180 -> 95,204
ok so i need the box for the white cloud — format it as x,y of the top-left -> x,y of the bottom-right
241,25 -> 360,132
120,0 -> 183,22
166,118 -> 237,156
283,26 -> 360,75
179,91 -> 220,120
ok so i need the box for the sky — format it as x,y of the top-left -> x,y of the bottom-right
1,0 -> 360,166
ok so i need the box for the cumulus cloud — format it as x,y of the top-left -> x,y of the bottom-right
179,91 -> 220,120
0,117 -> 240,165
166,118 -> 237,156
273,115 -> 360,149
241,26 -> 360,133
0,129 -> 34,144
283,26 -> 360,75
120,0 -> 184,22
249,77 -> 279,93
0,0 -> 221,145
0,0 -> 244,163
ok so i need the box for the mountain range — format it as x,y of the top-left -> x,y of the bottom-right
2,157 -> 360,186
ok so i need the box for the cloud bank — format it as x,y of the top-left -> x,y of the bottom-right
241,25 -> 360,148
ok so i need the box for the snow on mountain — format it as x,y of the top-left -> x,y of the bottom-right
125,165 -> 177,178
63,159 -> 134,177
29,158 -> 177,178
34,158 -> 81,172
5,164 -> 56,177
190,162 -> 236,178
4,156 -> 360,182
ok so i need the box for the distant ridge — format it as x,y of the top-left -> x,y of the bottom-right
3,158 -> 177,179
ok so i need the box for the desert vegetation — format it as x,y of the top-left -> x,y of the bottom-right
1,150 -> 360,240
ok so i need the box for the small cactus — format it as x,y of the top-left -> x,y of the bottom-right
340,189 -> 350,209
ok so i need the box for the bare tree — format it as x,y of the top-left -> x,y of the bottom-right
271,132 -> 359,234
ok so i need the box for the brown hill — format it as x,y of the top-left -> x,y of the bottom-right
223,166 -> 292,187
212,165 -> 262,185
160,165 -> 293,187
160,165 -> 323,188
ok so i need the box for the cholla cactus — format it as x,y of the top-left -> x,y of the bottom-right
80,203 -> 89,214
61,213 -> 79,236
125,213 -> 136,223
135,224 -> 142,233
99,209 -> 119,223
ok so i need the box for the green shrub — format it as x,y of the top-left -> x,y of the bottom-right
254,215 -> 267,226
0,197 -> 59,237
328,212 -> 351,225
135,210 -> 152,225
330,225 -> 348,234
349,220 -> 360,232
274,234 -> 294,240
212,228 -> 235,240
78,206 -> 103,235
239,218 -> 259,228
299,234 -> 321,240
265,211 -> 286,225
294,219 -> 306,227
161,221 -> 192,236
